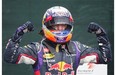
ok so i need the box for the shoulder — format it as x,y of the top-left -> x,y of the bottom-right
70,41 -> 82,47
70,41 -> 91,51
30,42 -> 40,46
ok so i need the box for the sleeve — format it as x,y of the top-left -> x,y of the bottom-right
76,34 -> 112,64
76,41 -> 102,64
96,34 -> 112,63
4,39 -> 40,65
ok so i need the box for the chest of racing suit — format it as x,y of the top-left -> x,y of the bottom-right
33,40 -> 81,75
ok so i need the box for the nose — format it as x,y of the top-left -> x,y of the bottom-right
58,25 -> 64,31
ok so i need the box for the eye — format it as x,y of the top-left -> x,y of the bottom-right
52,26 -> 57,30
47,26 -> 56,30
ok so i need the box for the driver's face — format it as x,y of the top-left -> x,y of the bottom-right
52,24 -> 67,31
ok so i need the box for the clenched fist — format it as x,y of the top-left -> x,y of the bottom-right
11,21 -> 34,43
88,22 -> 106,36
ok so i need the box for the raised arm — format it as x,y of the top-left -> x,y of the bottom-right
88,22 -> 112,63
4,21 -> 38,64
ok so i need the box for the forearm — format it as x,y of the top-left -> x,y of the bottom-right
4,39 -> 20,64
97,34 -> 112,63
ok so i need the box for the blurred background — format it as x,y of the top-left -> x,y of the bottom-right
2,0 -> 114,75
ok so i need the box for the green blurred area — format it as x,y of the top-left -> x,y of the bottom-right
2,0 -> 114,75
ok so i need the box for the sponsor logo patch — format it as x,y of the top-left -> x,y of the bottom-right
48,61 -> 73,72
43,53 -> 55,59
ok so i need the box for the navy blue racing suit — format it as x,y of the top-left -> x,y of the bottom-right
4,32 -> 112,75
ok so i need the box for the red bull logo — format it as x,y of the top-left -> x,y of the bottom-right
63,63 -> 73,70
49,61 -> 73,72
45,71 -> 74,75
49,63 -> 60,71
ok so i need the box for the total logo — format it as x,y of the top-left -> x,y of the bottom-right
48,61 -> 73,72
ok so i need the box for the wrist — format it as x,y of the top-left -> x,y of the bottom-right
96,32 -> 106,37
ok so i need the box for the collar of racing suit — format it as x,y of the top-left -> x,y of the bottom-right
43,39 -> 75,54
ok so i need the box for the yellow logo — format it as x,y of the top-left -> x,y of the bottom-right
43,53 -> 55,59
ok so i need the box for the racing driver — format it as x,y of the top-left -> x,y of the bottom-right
4,6 -> 112,75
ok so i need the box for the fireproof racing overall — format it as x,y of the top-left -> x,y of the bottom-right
4,22 -> 112,75
4,37 -> 111,75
